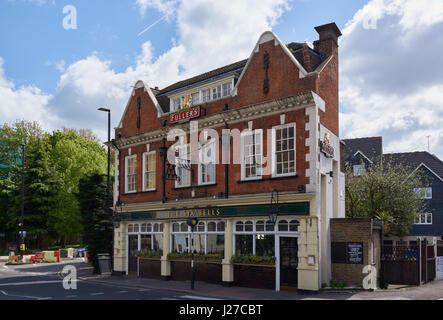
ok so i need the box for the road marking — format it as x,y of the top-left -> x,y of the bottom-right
116,290 -> 128,293
138,289 -> 150,292
0,290 -> 44,300
180,295 -> 222,300
0,280 -> 65,286
66,295 -> 78,298
38,297 -> 53,300
90,292 -> 105,296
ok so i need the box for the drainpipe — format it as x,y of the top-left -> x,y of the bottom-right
160,137 -> 167,203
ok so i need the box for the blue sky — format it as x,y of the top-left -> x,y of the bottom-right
0,0 -> 367,92
1,0 -> 442,159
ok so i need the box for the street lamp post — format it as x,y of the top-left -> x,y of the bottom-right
186,217 -> 199,290
20,143 -> 25,255
98,108 -> 111,207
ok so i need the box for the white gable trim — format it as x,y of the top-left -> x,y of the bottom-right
411,162 -> 443,182
353,150 -> 374,164
118,80 -> 164,128
233,31 -> 309,96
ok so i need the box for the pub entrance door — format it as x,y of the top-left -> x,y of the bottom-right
128,235 -> 139,275
278,236 -> 299,290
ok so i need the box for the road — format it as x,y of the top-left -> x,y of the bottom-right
0,261 -> 219,300
1,260 -> 443,300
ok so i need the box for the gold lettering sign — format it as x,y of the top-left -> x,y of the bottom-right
167,208 -> 221,219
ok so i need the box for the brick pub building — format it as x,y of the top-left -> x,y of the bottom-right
109,22 -> 345,293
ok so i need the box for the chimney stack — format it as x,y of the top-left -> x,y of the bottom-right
313,22 -> 342,58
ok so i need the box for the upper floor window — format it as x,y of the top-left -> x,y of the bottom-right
212,85 -> 221,100
143,151 -> 156,191
415,212 -> 432,225
175,144 -> 191,188
202,89 -> 211,103
191,92 -> 200,106
172,98 -> 180,111
353,164 -> 365,176
241,129 -> 262,180
199,140 -> 216,185
273,123 -> 296,177
125,155 -> 137,193
414,187 -> 432,199
222,83 -> 232,97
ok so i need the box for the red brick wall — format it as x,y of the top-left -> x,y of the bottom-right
117,34 -> 339,204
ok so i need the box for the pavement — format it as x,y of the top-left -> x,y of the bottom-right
1,260 -> 443,300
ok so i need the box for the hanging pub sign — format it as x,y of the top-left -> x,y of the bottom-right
169,95 -> 201,124
320,132 -> 334,158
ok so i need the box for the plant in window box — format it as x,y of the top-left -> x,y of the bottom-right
136,250 -> 163,259
167,251 -> 223,262
231,253 -> 276,265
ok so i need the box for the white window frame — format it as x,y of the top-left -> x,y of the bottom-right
198,139 -> 216,186
241,129 -> 263,181
222,82 -> 232,97
172,98 -> 180,112
271,123 -> 297,178
170,220 -> 225,254
233,219 -> 300,255
175,144 -> 191,188
415,212 -> 433,225
125,155 -> 137,193
142,151 -> 156,192
127,222 -> 164,252
414,187 -> 432,199
212,85 -> 221,100
191,92 -> 200,106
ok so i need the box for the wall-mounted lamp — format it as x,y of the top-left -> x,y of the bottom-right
328,171 -> 334,178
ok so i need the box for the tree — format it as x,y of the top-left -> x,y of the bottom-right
77,173 -> 113,273
46,130 -> 109,245
345,161 -> 427,237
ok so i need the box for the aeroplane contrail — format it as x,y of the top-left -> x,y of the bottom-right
137,14 -> 168,37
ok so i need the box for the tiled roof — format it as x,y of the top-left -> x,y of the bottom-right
157,59 -> 248,96
383,151 -> 443,180
341,137 -> 383,163
155,43 -> 324,99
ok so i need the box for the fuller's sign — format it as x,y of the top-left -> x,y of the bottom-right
170,106 -> 201,123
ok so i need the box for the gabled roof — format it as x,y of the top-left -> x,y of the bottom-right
341,136 -> 383,163
383,151 -> 443,181
156,34 -> 326,99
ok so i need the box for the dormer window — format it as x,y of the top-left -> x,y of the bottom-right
191,92 -> 200,106
222,83 -> 232,97
172,98 -> 180,111
212,86 -> 221,100
202,89 -> 211,103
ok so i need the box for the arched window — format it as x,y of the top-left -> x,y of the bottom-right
265,220 -> 275,232
141,224 -> 147,233
217,221 -> 225,232
244,221 -> 253,232
180,222 -> 188,232
133,224 -> 139,233
197,222 -> 205,233
289,220 -> 300,232
256,220 -> 265,232
153,223 -> 159,232
128,224 -> 134,233
146,223 -> 152,232
159,223 -> 164,232
208,222 -> 216,232
278,220 -> 289,232
235,221 -> 244,232
172,222 -> 179,232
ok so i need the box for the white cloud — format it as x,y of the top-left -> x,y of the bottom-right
2,0 -> 292,142
340,0 -> 443,159
0,57 -> 56,129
